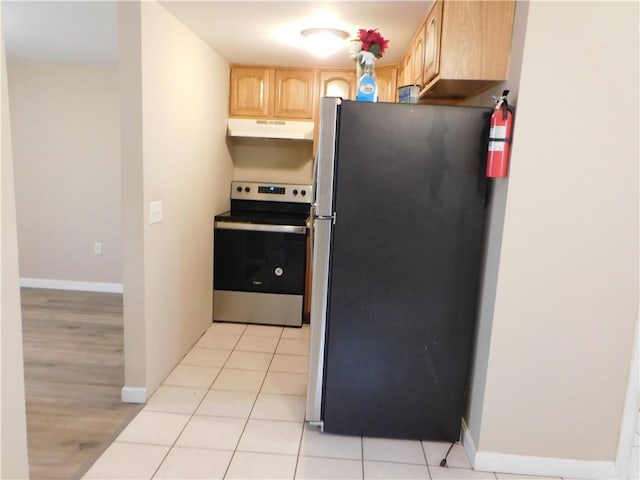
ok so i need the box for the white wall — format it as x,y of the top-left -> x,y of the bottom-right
465,0 -> 529,452
466,1 -> 639,477
8,62 -> 122,287
0,9 -> 30,477
119,0 -> 146,398
225,73 -> 315,184
119,0 -> 234,397
231,138 -> 314,184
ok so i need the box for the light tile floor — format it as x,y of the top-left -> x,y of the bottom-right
83,322 -> 640,480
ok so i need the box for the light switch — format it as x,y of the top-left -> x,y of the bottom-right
149,200 -> 162,224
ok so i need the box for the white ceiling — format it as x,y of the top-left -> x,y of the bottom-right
2,1 -> 431,68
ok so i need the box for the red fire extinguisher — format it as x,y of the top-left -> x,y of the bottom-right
486,90 -> 514,178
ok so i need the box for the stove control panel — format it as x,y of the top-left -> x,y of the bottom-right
231,181 -> 312,203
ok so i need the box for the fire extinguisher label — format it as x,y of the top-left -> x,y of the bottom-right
489,141 -> 505,152
490,125 -> 507,138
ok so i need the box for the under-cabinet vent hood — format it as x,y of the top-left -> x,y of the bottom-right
227,118 -> 314,141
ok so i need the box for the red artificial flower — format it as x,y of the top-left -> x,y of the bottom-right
356,28 -> 389,58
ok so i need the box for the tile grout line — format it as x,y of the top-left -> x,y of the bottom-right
148,322 -> 246,479
361,433 -> 365,480
290,322 -> 312,479
91,322 -> 311,479
119,321 -> 574,480
292,418 -> 305,479
420,439 -> 433,480
222,323 -> 286,479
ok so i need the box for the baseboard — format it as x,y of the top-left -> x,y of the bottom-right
462,419 -> 621,479
461,418 -> 478,464
615,316 -> 639,477
121,386 -> 146,404
20,277 -> 123,293
473,451 -> 619,479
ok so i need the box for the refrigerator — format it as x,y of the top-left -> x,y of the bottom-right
306,97 -> 491,441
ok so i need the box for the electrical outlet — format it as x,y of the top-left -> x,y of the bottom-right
149,200 -> 162,224
94,242 -> 103,255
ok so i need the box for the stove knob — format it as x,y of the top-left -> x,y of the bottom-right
236,186 -> 242,193
293,189 -> 298,195
301,190 -> 307,196
245,187 -> 250,193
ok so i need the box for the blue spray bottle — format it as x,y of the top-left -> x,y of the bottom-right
356,51 -> 378,102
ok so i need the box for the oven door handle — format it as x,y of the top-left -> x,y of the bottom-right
214,221 -> 306,234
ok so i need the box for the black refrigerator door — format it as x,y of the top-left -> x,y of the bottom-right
322,101 -> 489,441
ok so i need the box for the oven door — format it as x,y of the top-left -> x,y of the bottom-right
214,221 -> 307,294
213,221 -> 307,326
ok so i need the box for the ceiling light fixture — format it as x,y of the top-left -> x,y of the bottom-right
301,28 -> 349,59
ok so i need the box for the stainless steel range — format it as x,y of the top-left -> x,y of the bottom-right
213,181 -> 312,327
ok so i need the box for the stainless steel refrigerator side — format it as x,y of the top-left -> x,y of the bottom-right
305,217 -> 332,423
314,97 -> 341,217
305,96 -> 340,425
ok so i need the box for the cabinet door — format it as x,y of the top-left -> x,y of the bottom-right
439,1 -> 515,80
319,70 -> 357,101
411,23 -> 426,86
229,67 -> 271,117
401,48 -> 413,87
397,63 -> 405,88
423,0 -> 443,85
273,69 -> 316,119
375,66 -> 398,103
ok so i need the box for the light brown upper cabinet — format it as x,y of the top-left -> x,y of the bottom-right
410,23 -> 426,86
400,44 -> 413,87
375,65 -> 398,103
229,67 -> 272,117
317,66 -> 397,105
420,0 -> 516,100
318,70 -> 357,101
231,65 -> 400,131
229,66 -> 316,120
313,69 -> 355,151
397,63 -> 406,90
422,0 -> 443,86
396,21 -> 425,89
273,69 -> 317,119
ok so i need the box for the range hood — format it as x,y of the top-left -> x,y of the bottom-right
227,118 -> 315,141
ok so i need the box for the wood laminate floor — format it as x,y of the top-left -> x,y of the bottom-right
21,288 -> 143,480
